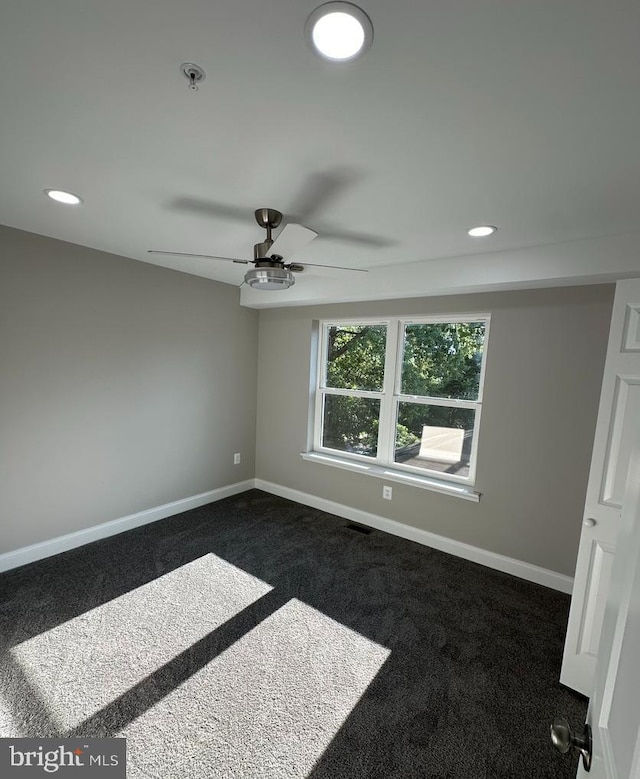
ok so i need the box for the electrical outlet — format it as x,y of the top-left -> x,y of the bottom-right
233,453 -> 241,465
383,485 -> 392,500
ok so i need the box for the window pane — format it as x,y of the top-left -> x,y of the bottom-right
401,322 -> 485,400
394,402 -> 475,478
322,395 -> 380,457
326,324 -> 387,392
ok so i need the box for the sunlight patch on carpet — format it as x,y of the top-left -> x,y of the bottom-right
120,598 -> 391,779
0,695 -> 21,738
10,554 -> 272,731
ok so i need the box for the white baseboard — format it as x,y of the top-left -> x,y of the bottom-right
1,478 -> 574,594
0,480 -> 255,574
255,479 -> 574,594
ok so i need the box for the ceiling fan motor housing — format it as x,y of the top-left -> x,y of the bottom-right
254,240 -> 275,261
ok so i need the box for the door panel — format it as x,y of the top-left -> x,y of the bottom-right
577,414 -> 640,778
601,378 -> 640,506
621,303 -> 640,351
561,278 -> 640,697
576,540 -> 614,657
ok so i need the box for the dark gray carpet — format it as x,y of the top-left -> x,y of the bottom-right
0,489 -> 586,777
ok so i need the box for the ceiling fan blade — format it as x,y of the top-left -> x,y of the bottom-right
292,169 -> 362,221
169,197 -> 248,223
291,261 -> 368,272
307,224 -> 394,249
268,224 -> 318,259
147,250 -> 249,264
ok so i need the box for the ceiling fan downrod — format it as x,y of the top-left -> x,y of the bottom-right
253,208 -> 283,261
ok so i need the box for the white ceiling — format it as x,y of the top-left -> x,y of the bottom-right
2,0 -> 640,308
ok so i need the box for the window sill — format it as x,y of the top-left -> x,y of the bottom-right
300,451 -> 481,502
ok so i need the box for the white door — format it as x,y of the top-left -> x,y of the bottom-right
575,415 -> 640,778
561,277 -> 640,696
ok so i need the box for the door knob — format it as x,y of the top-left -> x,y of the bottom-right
551,717 -> 592,771
584,518 -> 597,527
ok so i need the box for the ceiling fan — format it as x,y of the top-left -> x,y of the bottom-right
148,208 -> 368,290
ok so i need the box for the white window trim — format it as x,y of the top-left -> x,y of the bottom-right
305,313 -> 490,500
300,450 -> 481,501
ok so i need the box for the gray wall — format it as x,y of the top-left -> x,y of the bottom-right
0,226 -> 258,554
256,285 -> 614,576
0,226 -> 615,578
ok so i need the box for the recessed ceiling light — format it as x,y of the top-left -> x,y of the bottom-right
468,225 -> 497,237
305,2 -> 373,62
45,189 -> 83,205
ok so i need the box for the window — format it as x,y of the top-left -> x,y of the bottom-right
311,315 -> 489,488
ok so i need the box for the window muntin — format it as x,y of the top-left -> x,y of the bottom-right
314,316 -> 489,485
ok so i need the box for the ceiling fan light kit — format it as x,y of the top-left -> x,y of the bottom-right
245,267 -> 295,290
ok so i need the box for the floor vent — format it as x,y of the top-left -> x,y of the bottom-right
346,523 -> 372,535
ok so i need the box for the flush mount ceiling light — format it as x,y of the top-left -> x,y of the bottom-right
44,189 -> 83,205
244,267 -> 295,290
468,225 -> 497,237
305,2 -> 373,62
